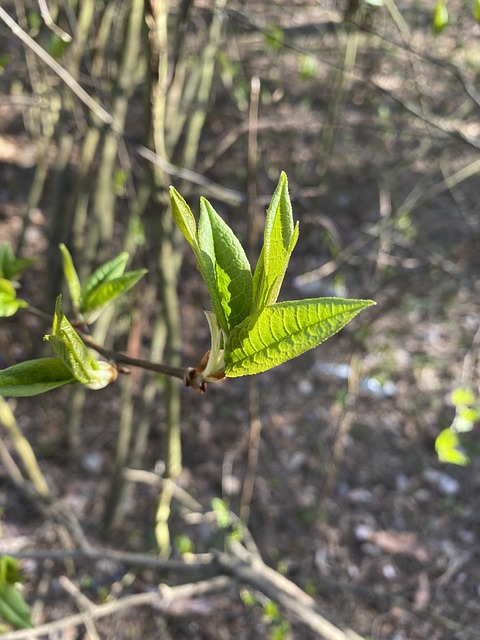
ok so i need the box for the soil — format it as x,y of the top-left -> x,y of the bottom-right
1,1 -> 480,639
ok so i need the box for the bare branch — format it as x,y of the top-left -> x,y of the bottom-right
0,6 -> 113,127
216,542 -> 364,640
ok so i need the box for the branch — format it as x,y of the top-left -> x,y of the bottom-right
79,332 -> 187,382
0,576 -> 231,640
0,7 -> 113,127
136,145 -> 245,205
8,545 -> 215,573
216,542 -> 364,640
21,305 -> 210,391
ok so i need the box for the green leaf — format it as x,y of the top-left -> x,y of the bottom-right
81,270 -> 147,320
0,358 -> 75,396
252,173 -> 299,312
170,188 -> 222,320
435,428 -> 469,466
432,0 -> 449,33
225,297 -> 375,377
0,557 -> 21,585
44,296 -> 117,389
0,243 -> 36,280
198,198 -> 252,332
0,583 -> 34,629
451,386 -> 475,407
59,244 -> 82,310
0,279 -> 27,317
80,252 -> 129,305
170,187 -> 201,255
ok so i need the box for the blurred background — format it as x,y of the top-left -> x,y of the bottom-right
1,0 -> 480,637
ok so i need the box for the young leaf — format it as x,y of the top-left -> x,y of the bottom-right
252,172 -> 299,312
435,428 -> 469,466
170,187 -> 213,306
451,386 -> 475,407
169,187 -> 201,255
0,243 -> 36,280
80,252 -> 129,305
44,295 -> 117,388
0,278 -> 28,317
0,358 -> 75,396
432,0 -> 448,33
81,270 -> 147,321
225,297 -> 375,377
59,244 -> 82,310
198,198 -> 252,332
0,583 -> 34,629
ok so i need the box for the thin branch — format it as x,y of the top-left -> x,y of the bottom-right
216,541 -> 364,640
9,546 -> 215,572
37,0 -> 72,42
0,574 -> 231,639
59,576 -> 101,640
136,145 -> 245,205
0,592 -> 159,640
79,332 -> 187,382
0,6 -> 113,127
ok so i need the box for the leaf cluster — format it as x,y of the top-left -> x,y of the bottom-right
0,172 -> 375,398
171,172 -> 374,383
0,247 -> 145,397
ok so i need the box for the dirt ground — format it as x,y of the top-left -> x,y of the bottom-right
1,1 -> 480,639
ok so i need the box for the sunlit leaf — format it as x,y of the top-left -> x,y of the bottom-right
81,270 -> 147,319
252,172 -> 299,312
0,279 -> 27,317
59,244 -> 82,310
451,386 -> 475,407
0,358 -> 75,396
435,428 -> 469,466
452,405 -> 479,433
432,0 -> 449,33
198,198 -> 252,331
170,187 -> 201,255
44,296 -> 117,389
80,252 -> 129,304
225,297 -> 375,376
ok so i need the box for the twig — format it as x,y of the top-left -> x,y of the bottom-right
0,398 -> 50,498
122,467 -> 204,513
0,6 -> 113,127
136,145 -> 245,205
78,332 -> 187,382
59,576 -> 101,640
37,0 -> 72,42
8,546 -> 215,572
0,591 -> 160,640
0,575 -> 231,639
216,541 -> 364,640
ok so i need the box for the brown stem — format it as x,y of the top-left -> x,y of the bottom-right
79,332 -> 186,381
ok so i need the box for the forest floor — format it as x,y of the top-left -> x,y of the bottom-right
1,1 -> 480,639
